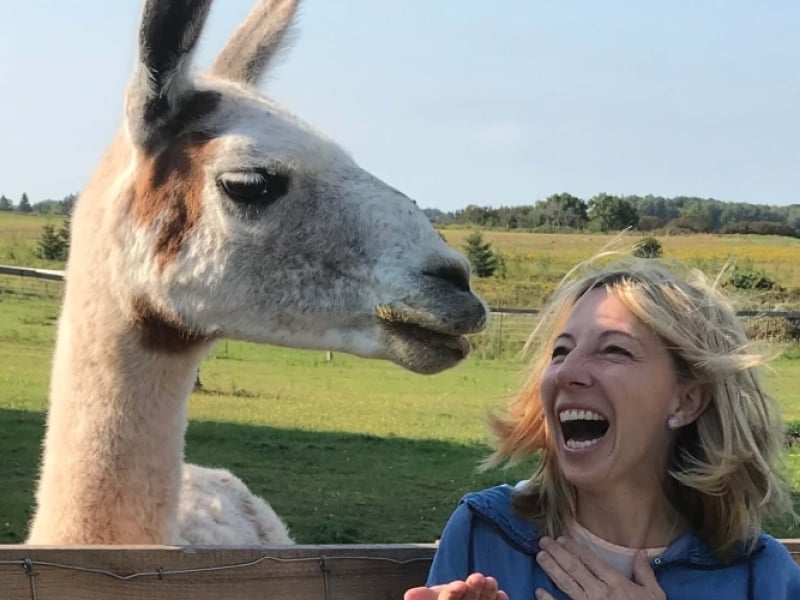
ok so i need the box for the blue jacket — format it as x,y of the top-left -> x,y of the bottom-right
427,485 -> 800,600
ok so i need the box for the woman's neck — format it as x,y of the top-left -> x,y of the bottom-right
574,486 -> 687,549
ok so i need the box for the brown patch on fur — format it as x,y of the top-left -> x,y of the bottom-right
131,296 -> 212,353
131,129 -> 218,271
131,132 -> 215,270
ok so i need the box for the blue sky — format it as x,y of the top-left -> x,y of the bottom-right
1,1 -> 798,211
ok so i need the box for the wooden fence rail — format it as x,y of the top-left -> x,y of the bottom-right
0,542 -> 798,600
0,544 -> 435,600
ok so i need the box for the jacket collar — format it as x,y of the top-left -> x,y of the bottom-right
461,484 -> 767,568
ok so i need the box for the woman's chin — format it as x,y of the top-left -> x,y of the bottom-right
556,433 -> 613,489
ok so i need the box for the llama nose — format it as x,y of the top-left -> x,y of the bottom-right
423,261 -> 471,293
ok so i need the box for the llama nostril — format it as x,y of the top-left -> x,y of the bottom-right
423,263 -> 471,293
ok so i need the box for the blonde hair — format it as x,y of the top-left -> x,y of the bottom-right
486,257 -> 793,560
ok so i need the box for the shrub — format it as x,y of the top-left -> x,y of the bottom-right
35,219 -> 70,261
785,421 -> 800,448
728,267 -> 778,291
632,236 -> 663,259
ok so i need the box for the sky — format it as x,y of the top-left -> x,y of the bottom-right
0,1 -> 798,212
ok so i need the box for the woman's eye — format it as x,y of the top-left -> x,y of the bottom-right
217,170 -> 290,206
603,345 -> 632,357
551,346 -> 570,360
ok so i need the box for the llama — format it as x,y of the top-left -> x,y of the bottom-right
175,465 -> 294,545
27,0 -> 487,545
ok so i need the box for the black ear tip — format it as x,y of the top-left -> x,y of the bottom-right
137,0 -> 213,84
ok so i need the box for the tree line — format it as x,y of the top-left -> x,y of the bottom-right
0,193 -> 76,215
5,190 -> 800,238
424,193 -> 800,237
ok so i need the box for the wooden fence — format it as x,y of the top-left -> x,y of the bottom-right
0,544 -> 434,600
1,541 -> 798,599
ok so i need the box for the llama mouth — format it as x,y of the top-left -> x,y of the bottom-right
382,321 -> 471,356
559,409 -> 610,450
375,304 -> 472,373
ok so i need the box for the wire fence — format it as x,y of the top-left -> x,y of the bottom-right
0,544 -> 436,600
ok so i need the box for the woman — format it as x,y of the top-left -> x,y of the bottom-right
406,259 -> 800,600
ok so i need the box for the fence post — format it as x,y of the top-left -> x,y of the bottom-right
496,311 -> 504,358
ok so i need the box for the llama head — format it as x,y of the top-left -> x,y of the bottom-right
79,0 -> 487,374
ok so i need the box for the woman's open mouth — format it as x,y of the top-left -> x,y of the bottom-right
559,409 -> 610,450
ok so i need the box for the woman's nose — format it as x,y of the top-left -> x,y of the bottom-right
554,351 -> 592,388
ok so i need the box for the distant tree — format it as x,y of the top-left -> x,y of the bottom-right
0,195 -> 12,211
677,199 -> 721,233
58,217 -> 71,258
535,193 -> 588,230
462,230 -> 498,278
18,192 -> 32,213
37,225 -> 63,260
587,193 -> 639,232
632,236 -> 663,259
629,195 -> 678,222
423,207 -> 456,225
36,218 -> 70,260
720,220 -> 795,237
456,204 -> 499,228
495,205 -> 534,230
786,205 -> 800,237
637,215 -> 665,231
60,193 -> 77,215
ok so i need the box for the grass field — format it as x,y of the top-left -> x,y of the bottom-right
1,288 -> 799,544
2,212 -> 799,543
439,228 -> 800,308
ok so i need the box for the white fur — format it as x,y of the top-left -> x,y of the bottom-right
175,465 -> 293,545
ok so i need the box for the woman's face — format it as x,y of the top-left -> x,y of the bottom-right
540,287 -> 682,493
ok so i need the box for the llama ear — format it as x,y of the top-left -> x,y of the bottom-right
125,0 -> 214,151
208,0 -> 301,86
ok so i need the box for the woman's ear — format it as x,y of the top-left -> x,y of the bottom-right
673,383 -> 710,427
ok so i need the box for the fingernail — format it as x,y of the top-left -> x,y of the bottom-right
556,536 -> 566,544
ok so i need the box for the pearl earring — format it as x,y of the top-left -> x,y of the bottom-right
667,415 -> 679,430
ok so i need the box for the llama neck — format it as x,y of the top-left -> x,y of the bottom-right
28,279 -> 211,544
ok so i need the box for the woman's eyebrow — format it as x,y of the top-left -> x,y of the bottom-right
598,329 -> 641,344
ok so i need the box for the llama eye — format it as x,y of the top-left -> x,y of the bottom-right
217,170 -> 290,206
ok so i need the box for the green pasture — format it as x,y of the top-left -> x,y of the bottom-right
438,228 -> 800,308
1,213 -> 800,542
4,211 -> 800,309
0,288 -> 799,545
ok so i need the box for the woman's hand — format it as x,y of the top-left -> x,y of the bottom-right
404,572 -> 509,600
535,536 -> 666,600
